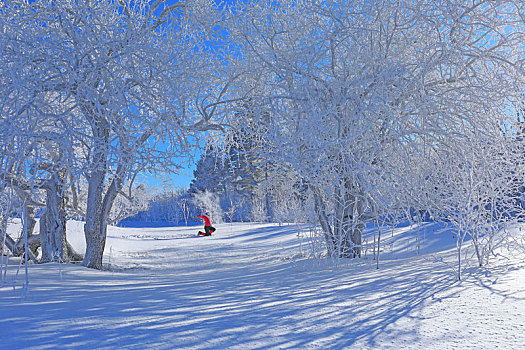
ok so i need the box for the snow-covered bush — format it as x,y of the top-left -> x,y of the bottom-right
426,129 -> 523,279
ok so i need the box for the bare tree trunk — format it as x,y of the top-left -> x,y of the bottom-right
40,171 -> 67,263
472,232 -> 483,267
83,169 -> 107,269
312,183 -> 365,259
23,204 -> 37,243
312,186 -> 336,256
350,221 -> 363,258
83,121 -> 110,269
335,182 -> 354,258
83,144 -> 127,269
349,190 -> 365,258
85,174 -> 124,269
336,180 -> 363,258
334,183 -> 345,257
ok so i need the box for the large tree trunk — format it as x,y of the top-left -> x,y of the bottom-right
83,169 -> 107,269
83,121 -> 110,270
334,181 -> 353,258
82,106 -> 136,269
83,132 -> 127,269
40,171 -> 68,263
83,175 -> 124,269
312,182 -> 364,259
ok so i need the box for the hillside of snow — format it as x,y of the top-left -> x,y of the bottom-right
1,221 -> 525,349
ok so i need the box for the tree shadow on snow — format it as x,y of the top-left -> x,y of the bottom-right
0,255 -> 465,349
5,222 -> 516,349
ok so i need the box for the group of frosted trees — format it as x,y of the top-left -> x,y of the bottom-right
223,0 -> 525,278
0,0 -> 231,269
189,132 -> 302,224
2,0 -> 525,277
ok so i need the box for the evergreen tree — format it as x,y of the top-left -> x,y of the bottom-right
190,105 -> 307,223
225,107 -> 271,221
189,146 -> 227,195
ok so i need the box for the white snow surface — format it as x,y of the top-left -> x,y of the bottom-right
1,221 -> 525,349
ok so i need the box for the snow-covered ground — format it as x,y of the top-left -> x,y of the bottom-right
1,221 -> 525,349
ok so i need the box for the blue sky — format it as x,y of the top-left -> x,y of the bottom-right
143,0 -> 236,190
151,162 -> 196,189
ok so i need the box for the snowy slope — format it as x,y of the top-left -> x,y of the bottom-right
1,221 -> 525,349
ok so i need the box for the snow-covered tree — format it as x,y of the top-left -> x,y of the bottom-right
190,147 -> 228,195
257,164 -> 307,224
177,196 -> 192,226
1,0 -> 233,269
106,183 -> 152,226
229,0 -> 525,258
426,128 -> 522,279
0,1 -> 84,262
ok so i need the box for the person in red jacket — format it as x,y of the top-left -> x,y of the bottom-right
196,212 -> 215,236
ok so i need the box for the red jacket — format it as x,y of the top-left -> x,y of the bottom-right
197,214 -> 212,226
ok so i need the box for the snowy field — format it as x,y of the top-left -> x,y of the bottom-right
1,221 -> 525,349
